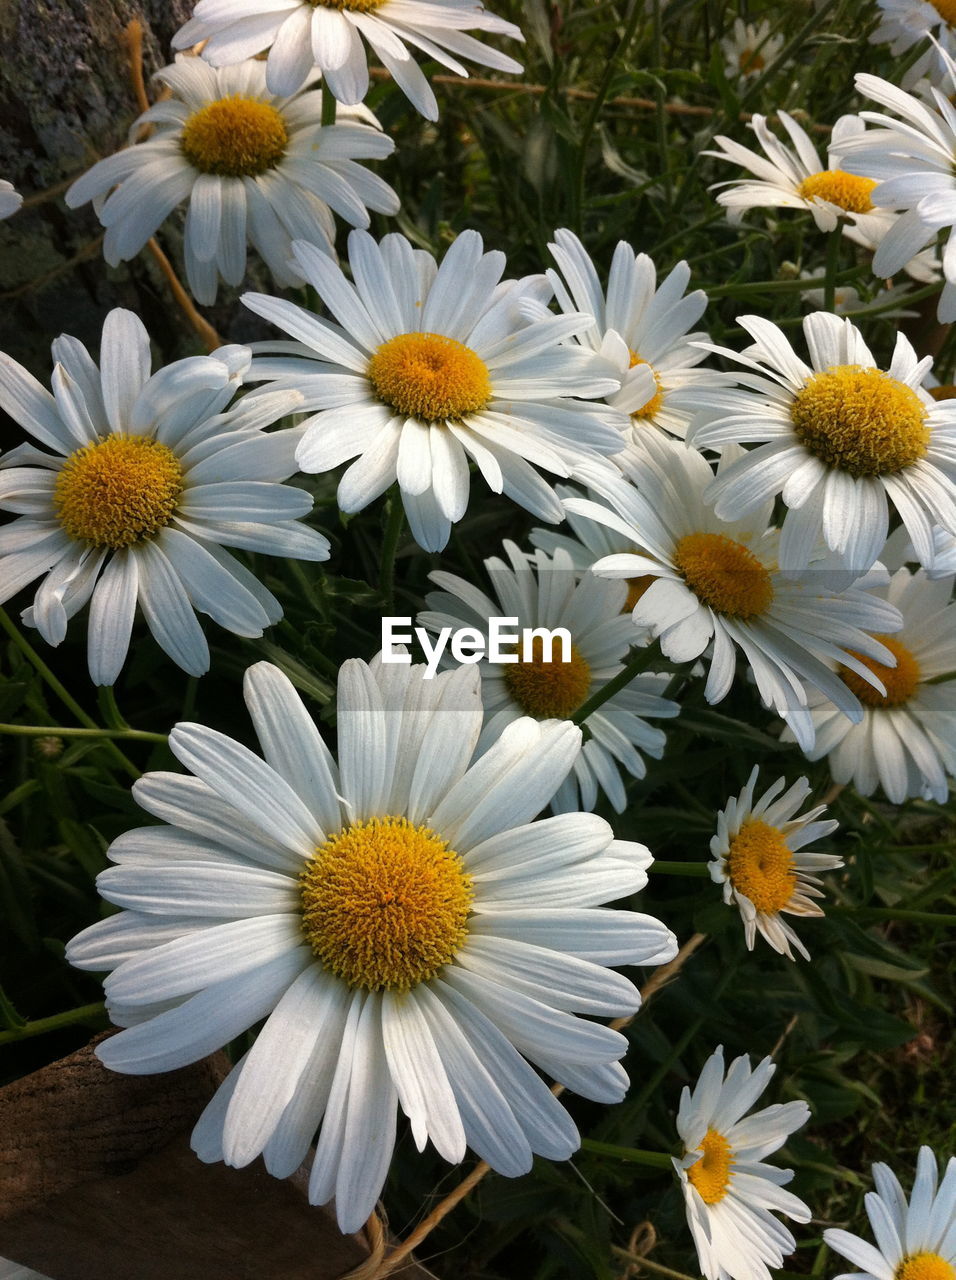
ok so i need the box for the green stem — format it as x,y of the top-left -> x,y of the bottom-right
581,1139 -> 674,1169
831,906 -> 956,926
652,861 -> 711,878
379,491 -> 406,612
609,1246 -> 698,1280
572,641 -> 662,725
0,608 -> 140,780
321,86 -> 337,128
98,685 -> 129,730
0,1001 -> 106,1046
651,0 -> 671,206
824,227 -> 842,312
0,723 -> 167,743
706,269 -> 858,299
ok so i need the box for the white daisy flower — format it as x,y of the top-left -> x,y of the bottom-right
688,311 -> 956,577
0,309 -> 329,684
709,766 -> 841,962
172,0 -> 524,119
544,227 -> 725,443
792,567 -> 956,804
870,0 -> 956,89
825,1146 -> 956,1280
0,180 -> 22,220
840,67 -> 956,320
419,541 -> 679,813
720,18 -> 784,84
66,656 -> 678,1233
65,57 -> 398,305
241,228 -> 628,552
674,1045 -> 811,1280
562,433 -> 905,752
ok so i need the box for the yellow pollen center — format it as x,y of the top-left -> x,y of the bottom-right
625,575 -> 655,612
53,436 -> 183,549
727,818 -> 797,913
628,350 -> 665,421
686,1129 -> 735,1204
798,169 -> 877,213
896,1254 -> 956,1280
739,47 -> 765,73
180,96 -> 288,177
839,635 -> 921,707
504,637 -> 592,719
790,365 -> 930,477
299,816 -> 473,992
309,0 -> 384,8
367,332 -> 492,423
931,0 -> 956,24
929,383 -> 956,401
673,531 -> 774,618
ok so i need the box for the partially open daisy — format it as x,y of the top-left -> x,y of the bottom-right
65,57 -> 398,305
793,567 -> 956,804
0,309 -> 329,684
544,228 -> 725,443
419,541 -> 679,812
709,766 -> 841,961
674,1045 -> 811,1280
0,180 -> 22,220
242,229 -> 627,552
720,18 -> 783,84
870,0 -> 956,89
173,0 -> 523,118
66,657 -> 677,1233
825,1146 -> 956,1280
563,433 -> 904,752
688,311 -> 956,577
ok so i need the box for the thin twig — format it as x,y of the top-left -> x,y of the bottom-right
123,20 -> 151,116
146,237 -> 223,352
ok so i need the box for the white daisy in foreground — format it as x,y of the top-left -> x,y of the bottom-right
688,311 -> 956,576
563,433 -> 904,752
793,567 -> 956,804
710,766 -> 841,961
65,57 -> 398,305
545,228 -> 724,442
419,541 -> 679,812
825,1146 -> 956,1280
67,657 -> 678,1233
674,1045 -> 811,1280
0,180 -> 22,220
173,0 -> 523,118
0,309 -> 329,684
870,0 -> 956,89
840,67 -> 956,320
242,229 -> 627,552
720,18 -> 783,83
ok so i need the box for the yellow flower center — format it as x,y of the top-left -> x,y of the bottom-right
931,0 -> 956,24
309,0 -> 384,8
625,575 -> 655,612
739,47 -> 765,73
896,1255 -> 956,1280
180,95 -> 288,177
53,436 -> 183,549
299,816 -> 473,992
628,350 -> 665,421
929,383 -> 956,401
367,332 -> 492,423
504,637 -> 592,720
672,531 -> 774,618
798,169 -> 877,213
686,1129 -> 735,1205
790,365 -> 930,478
839,635 -> 921,707
727,818 -> 797,913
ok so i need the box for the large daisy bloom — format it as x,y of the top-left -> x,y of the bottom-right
792,567 -> 956,804
172,0 -> 523,119
419,541 -> 679,813
720,19 -> 784,84
0,180 -> 22,220
65,57 -> 398,305
688,311 -> 956,577
241,229 -> 628,552
674,1046 -> 811,1280
870,0 -> 956,89
709,766 -> 841,962
563,433 -> 904,752
840,67 -> 956,320
544,228 -> 725,443
0,309 -> 329,684
66,657 -> 678,1233
825,1146 -> 956,1280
